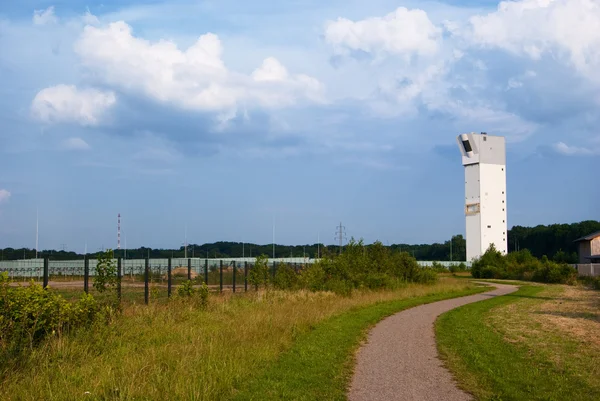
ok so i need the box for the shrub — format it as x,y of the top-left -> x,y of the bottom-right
449,262 -> 468,273
363,272 -> 393,289
1,273 -> 101,352
177,280 -> 195,297
273,263 -> 298,290
325,279 -> 353,297
471,245 -> 577,284
430,261 -> 448,273
412,268 -> 439,284
299,263 -> 326,292
93,249 -> 117,293
197,282 -> 209,308
248,255 -> 270,290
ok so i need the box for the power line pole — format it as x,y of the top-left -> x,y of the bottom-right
335,222 -> 347,255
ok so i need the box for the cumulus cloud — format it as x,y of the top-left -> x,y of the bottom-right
0,189 -> 11,204
466,0 -> 600,81
324,7 -> 441,58
33,6 -> 58,25
61,137 -> 91,150
72,21 -> 323,116
31,84 -> 116,126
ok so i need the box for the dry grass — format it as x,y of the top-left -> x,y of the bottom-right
0,278 -> 475,401
487,284 -> 600,392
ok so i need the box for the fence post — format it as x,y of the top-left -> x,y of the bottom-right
84,257 -> 89,294
43,257 -> 49,289
204,258 -> 209,285
117,257 -> 122,302
244,261 -> 248,292
219,260 -> 223,293
168,257 -> 172,298
145,257 -> 149,305
232,261 -> 236,293
187,258 -> 192,281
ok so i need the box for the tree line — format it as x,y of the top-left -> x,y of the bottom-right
1,220 -> 598,262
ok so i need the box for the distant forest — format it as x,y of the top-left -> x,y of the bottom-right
1,220 -> 598,263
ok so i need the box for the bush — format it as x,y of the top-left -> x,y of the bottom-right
273,263 -> 298,290
248,254 -> 270,290
244,239 -> 439,294
412,268 -> 439,284
299,263 -> 326,292
197,282 -> 209,308
1,273 -> 101,352
93,249 -> 117,293
324,279 -> 353,297
449,262 -> 468,273
430,261 -> 448,273
471,245 -> 577,284
177,280 -> 195,297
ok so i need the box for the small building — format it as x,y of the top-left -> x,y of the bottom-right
573,230 -> 600,263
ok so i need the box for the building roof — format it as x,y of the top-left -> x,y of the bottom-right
573,230 -> 600,242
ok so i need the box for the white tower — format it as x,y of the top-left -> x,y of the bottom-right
457,132 -> 507,261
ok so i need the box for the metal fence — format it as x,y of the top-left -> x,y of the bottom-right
575,263 -> 600,277
1,257 -> 471,305
0,257 -> 311,304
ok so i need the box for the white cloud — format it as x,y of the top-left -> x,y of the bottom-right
31,84 -> 116,126
72,21 -> 323,116
553,142 -> 599,156
61,137 -> 91,151
33,6 -> 58,25
0,189 -> 11,204
82,10 -> 100,26
466,0 -> 600,81
324,7 -> 441,58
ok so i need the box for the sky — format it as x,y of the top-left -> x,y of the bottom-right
0,0 -> 599,252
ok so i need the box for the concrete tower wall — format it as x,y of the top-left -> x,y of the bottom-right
457,132 -> 507,262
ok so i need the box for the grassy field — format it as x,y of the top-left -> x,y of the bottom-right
1,278 -> 483,401
436,283 -> 600,400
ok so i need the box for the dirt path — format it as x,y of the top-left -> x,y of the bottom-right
348,282 -> 518,401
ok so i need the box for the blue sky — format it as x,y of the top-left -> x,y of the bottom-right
0,0 -> 598,252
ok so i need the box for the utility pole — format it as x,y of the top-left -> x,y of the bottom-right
36,207 -> 39,259
335,222 -> 347,255
450,236 -> 453,261
317,232 -> 320,259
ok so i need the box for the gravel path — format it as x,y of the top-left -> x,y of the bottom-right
348,282 -> 518,401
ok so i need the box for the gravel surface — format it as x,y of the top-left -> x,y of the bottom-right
348,282 -> 518,401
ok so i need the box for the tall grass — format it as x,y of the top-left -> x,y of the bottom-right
0,278 -> 476,400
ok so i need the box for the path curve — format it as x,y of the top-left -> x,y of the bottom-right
348,282 -> 517,401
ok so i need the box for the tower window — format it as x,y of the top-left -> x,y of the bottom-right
487,225 -> 491,228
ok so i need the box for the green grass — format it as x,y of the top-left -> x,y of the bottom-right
0,279 -> 486,401
436,285 -> 600,401
232,286 -> 489,401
